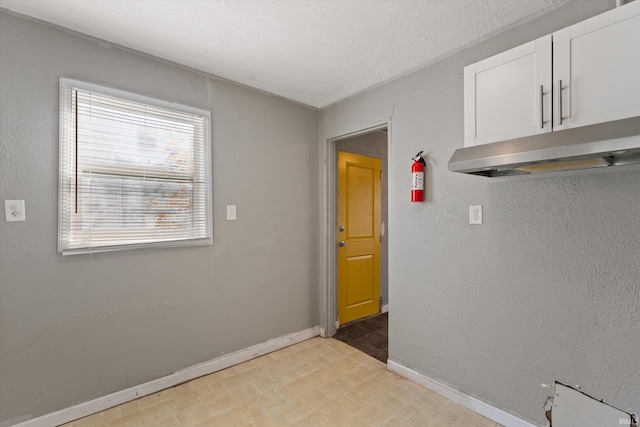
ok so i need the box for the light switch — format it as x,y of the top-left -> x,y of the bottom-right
226,205 -> 237,221
5,200 -> 26,222
469,205 -> 482,225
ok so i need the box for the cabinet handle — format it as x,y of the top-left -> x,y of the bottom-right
558,80 -> 564,126
540,85 -> 545,129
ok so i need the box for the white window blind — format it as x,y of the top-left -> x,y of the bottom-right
58,78 -> 212,255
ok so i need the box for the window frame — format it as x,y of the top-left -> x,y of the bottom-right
58,78 -> 213,255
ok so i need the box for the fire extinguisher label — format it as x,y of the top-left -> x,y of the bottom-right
412,172 -> 424,190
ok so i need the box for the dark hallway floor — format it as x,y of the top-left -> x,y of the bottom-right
333,312 -> 388,363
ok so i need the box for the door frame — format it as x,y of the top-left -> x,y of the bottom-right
319,120 -> 390,337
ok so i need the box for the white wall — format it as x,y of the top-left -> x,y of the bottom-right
0,12 -> 318,424
321,0 -> 640,424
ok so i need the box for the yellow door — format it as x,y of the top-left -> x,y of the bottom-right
338,151 -> 381,325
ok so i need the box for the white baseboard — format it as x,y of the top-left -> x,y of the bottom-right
387,360 -> 538,427
381,304 -> 389,313
11,326 -> 320,427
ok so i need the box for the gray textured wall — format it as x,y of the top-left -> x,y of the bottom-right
336,131 -> 389,307
321,0 -> 639,424
0,12 -> 318,424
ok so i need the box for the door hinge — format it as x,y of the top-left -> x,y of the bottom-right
380,170 -> 384,181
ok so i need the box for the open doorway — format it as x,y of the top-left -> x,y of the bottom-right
330,128 -> 389,363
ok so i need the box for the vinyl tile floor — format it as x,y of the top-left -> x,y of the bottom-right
333,312 -> 388,363
61,337 -> 503,427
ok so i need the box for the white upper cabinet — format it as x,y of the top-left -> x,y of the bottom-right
464,1 -> 640,148
553,3 -> 640,131
464,36 -> 551,147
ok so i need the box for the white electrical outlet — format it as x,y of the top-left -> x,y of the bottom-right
5,200 -> 26,222
226,205 -> 237,221
469,205 -> 482,225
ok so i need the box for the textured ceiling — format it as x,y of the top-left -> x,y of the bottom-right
0,0 -> 565,108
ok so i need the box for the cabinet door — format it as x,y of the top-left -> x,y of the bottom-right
553,1 -> 640,131
464,35 -> 551,147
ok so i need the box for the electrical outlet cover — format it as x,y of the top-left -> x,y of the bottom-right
469,205 -> 482,225
5,200 -> 26,222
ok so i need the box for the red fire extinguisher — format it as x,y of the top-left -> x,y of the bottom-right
411,151 -> 426,202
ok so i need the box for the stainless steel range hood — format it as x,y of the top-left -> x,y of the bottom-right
448,116 -> 640,177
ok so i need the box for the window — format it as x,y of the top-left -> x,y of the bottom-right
58,79 -> 212,255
